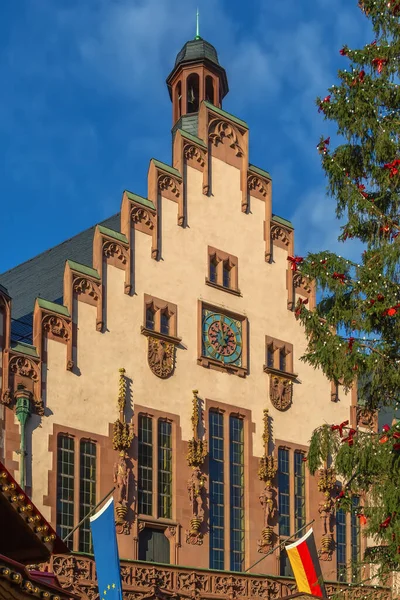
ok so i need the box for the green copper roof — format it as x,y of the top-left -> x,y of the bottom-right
67,260 -> 100,280
249,164 -> 271,181
124,190 -> 155,211
37,298 -> 70,317
98,225 -> 128,244
203,101 -> 248,129
272,214 -> 294,229
11,341 -> 39,358
151,159 -> 181,179
177,129 -> 207,148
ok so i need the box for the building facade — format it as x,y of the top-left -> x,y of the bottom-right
0,35 -> 382,593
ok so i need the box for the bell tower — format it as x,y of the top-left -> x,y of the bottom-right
166,14 -> 229,131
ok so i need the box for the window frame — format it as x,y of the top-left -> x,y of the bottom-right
275,442 -> 308,576
142,294 -> 180,342
206,400 -> 250,572
264,335 -> 295,376
55,430 -> 98,552
206,247 -> 240,296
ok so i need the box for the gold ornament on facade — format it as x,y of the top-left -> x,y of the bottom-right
186,390 -> 207,545
270,376 -> 292,411
258,410 -> 278,553
147,337 -> 175,379
112,368 -> 134,535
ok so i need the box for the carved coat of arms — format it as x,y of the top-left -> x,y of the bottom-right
147,337 -> 175,378
270,376 -> 292,411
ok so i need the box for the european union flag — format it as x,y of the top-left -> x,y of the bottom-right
90,497 -> 123,600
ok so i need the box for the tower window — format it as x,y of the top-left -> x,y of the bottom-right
294,450 -> 306,532
143,295 -> 178,339
175,81 -> 182,121
187,73 -> 200,113
265,336 -> 294,373
205,75 -> 215,104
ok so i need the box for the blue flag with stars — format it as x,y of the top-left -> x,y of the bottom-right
90,497 -> 123,600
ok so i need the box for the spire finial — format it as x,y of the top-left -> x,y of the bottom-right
195,8 -> 201,40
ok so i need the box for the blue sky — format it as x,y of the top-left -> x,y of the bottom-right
0,0 -> 371,274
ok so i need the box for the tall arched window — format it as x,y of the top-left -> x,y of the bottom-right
174,81 -> 182,121
205,76 -> 215,104
187,73 -> 200,113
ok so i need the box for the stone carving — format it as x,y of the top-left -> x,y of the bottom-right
247,175 -> 268,198
257,409 -> 278,553
103,241 -> 127,265
112,368 -> 134,534
147,337 -> 175,379
317,467 -> 336,561
131,207 -> 154,230
158,175 -> 180,198
271,224 -> 290,247
293,272 -> 312,294
269,376 -> 292,411
73,278 -> 99,301
9,356 -> 39,382
1,388 -> 12,406
45,554 -> 389,600
186,390 -> 207,545
42,315 -> 70,340
356,406 -> 378,430
184,144 -> 205,167
209,119 -> 244,157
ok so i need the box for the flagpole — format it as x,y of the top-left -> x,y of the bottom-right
62,486 -> 116,543
244,519 -> 315,573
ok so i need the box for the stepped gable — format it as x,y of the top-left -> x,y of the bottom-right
0,214 -> 120,342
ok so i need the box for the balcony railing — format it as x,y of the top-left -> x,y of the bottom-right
46,554 -> 392,600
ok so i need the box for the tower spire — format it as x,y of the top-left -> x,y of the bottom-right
195,8 -> 201,40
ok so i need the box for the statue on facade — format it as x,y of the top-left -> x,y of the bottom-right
114,452 -> 129,506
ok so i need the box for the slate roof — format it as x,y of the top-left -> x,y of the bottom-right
174,39 -> 220,68
0,214 -> 120,343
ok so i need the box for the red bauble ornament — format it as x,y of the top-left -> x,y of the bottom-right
332,272 -> 346,284
357,514 -> 367,526
372,58 -> 388,73
318,95 -> 331,113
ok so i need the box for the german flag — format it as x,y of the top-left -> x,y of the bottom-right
285,529 -> 326,598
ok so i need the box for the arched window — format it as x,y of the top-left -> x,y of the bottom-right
222,260 -> 231,289
209,255 -> 218,284
205,76 -> 215,104
187,73 -> 200,113
174,81 -> 182,121
146,305 -> 155,330
160,311 -> 170,336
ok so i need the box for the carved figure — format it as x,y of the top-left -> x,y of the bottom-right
114,453 -> 128,506
259,486 -> 276,526
188,467 -> 205,519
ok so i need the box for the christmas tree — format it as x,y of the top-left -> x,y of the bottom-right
294,0 -> 400,581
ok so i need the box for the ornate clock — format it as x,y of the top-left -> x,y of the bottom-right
201,308 -> 243,367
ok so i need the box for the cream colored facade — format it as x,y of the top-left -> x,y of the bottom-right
0,37 -> 362,583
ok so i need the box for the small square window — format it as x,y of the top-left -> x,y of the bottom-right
143,295 -> 177,339
264,336 -> 293,374
207,247 -> 239,295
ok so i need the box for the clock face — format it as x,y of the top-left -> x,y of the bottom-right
202,309 -> 242,366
